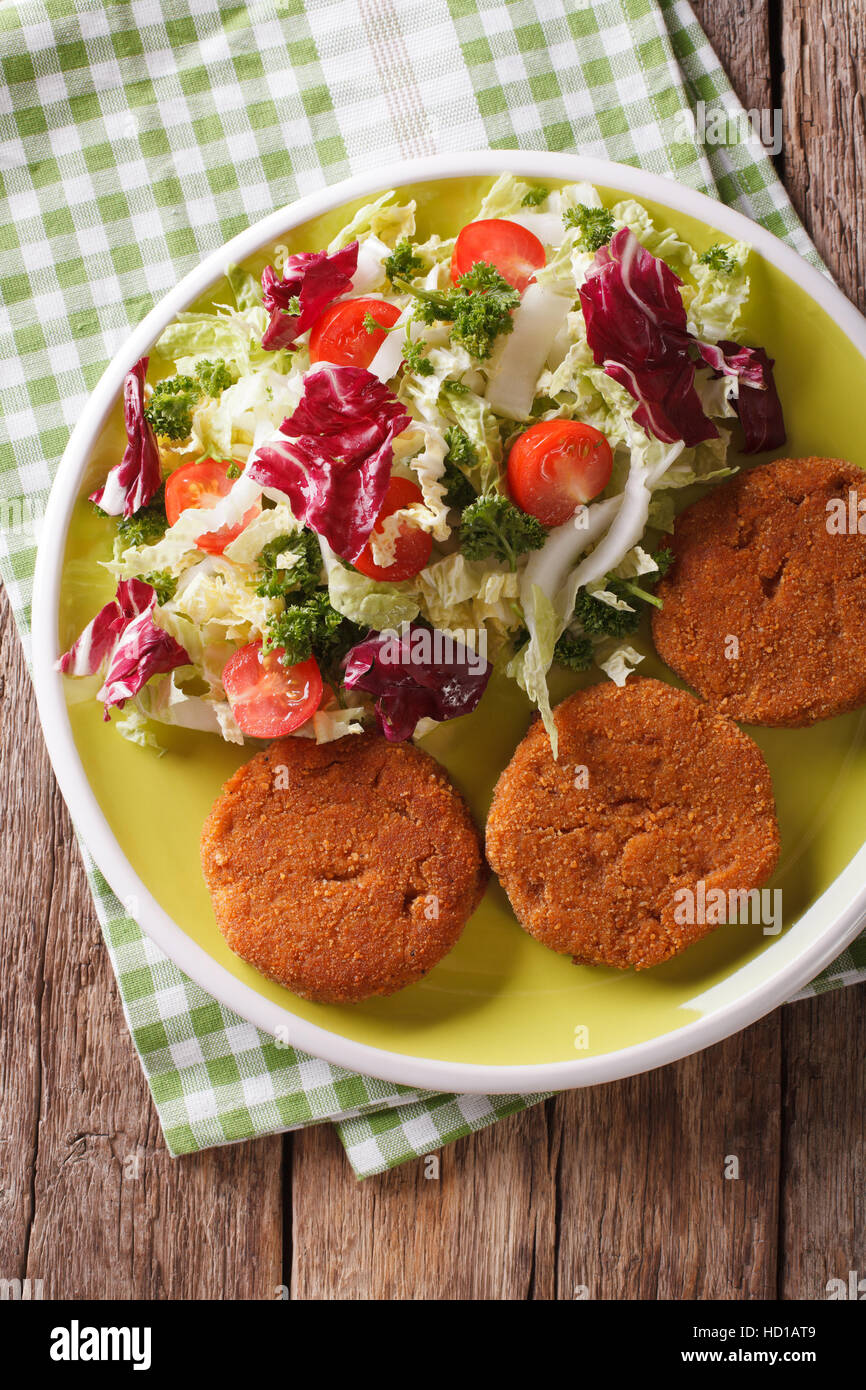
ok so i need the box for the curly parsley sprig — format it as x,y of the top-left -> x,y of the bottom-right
264,590 -> 364,671
553,631 -> 594,671
442,426 -> 479,510
113,486 -> 167,547
384,239 -> 424,285
255,531 -> 322,601
563,204 -> 616,254
458,493 -> 547,571
570,548 -> 675,638
698,243 -> 738,274
392,260 -> 520,361
361,312 -> 434,376
144,359 -> 236,440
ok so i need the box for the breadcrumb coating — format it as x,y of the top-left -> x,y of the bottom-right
652,457 -> 866,726
201,731 -> 487,1003
486,680 -> 779,970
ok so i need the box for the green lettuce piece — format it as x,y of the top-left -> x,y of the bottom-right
476,173 -> 533,218
169,557 -> 277,639
646,491 -> 677,533
612,199 -> 695,273
221,503 -> 301,566
292,694 -> 369,744
414,553 -> 521,643
156,301 -> 290,377
327,191 -> 416,252
115,707 -> 165,753
687,241 -> 751,342
106,532 -> 199,582
150,609 -> 236,695
439,383 -> 501,494
507,584 -> 559,756
134,671 -> 243,743
412,232 -> 457,269
326,562 -> 419,631
156,313 -> 258,367
226,263 -> 264,311
191,367 -> 301,460
660,431 -> 738,490
595,640 -> 645,686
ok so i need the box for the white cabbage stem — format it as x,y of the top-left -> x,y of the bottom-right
485,284 -> 573,421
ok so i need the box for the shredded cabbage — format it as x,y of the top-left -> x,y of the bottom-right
319,537 -> 419,629
507,586 -> 560,753
415,552 -> 521,649
292,692 -> 369,743
222,502 -> 301,564
326,191 -> 416,253
81,177 -> 769,751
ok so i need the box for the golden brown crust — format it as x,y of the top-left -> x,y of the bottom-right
652,456 -> 866,726
485,679 -> 779,970
201,731 -> 487,1003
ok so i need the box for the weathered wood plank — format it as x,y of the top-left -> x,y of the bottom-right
0,596 -> 54,1289
692,0 -> 774,113
0,587 -> 283,1298
778,992 -> 866,1299
780,0 -> 866,312
290,1014 -> 783,1301
290,1103 -> 558,1299
553,1017 -> 781,1299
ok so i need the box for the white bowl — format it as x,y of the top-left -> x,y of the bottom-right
31,151 -> 866,1094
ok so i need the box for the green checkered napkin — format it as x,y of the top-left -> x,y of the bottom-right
2,0 -> 864,1178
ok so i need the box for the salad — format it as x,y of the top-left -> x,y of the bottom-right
60,174 -> 785,757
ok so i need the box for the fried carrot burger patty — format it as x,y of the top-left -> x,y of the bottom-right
200,732 -> 487,1003
485,680 -> 779,970
652,456 -> 866,726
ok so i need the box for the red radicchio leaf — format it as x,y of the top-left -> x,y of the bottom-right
602,360 -> 715,447
249,365 -> 412,562
342,623 -> 492,742
581,228 -> 717,448
696,340 -> 786,453
57,577 -> 189,718
582,228 -> 692,361
89,358 -> 162,518
580,228 -> 785,451
261,243 -> 359,351
57,577 -> 155,676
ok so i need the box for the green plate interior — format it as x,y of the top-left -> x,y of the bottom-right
60,177 -> 866,1065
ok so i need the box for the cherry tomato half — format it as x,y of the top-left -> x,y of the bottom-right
164,459 -> 261,555
353,476 -> 433,582
308,297 -> 402,369
507,421 -> 614,528
451,218 -> 546,292
222,642 -> 323,738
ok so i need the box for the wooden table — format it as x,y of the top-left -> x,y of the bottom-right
2,0 -> 864,1301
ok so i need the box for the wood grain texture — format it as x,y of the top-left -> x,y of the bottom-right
290,1020 -> 782,1301
553,1018 -> 781,1300
692,0 -> 774,113
290,1103 -> 558,1300
780,0 -> 866,312
0,588 -> 283,1300
0,596 -> 54,1286
779,992 -> 866,1299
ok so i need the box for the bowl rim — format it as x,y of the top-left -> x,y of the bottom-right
31,149 -> 866,1094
